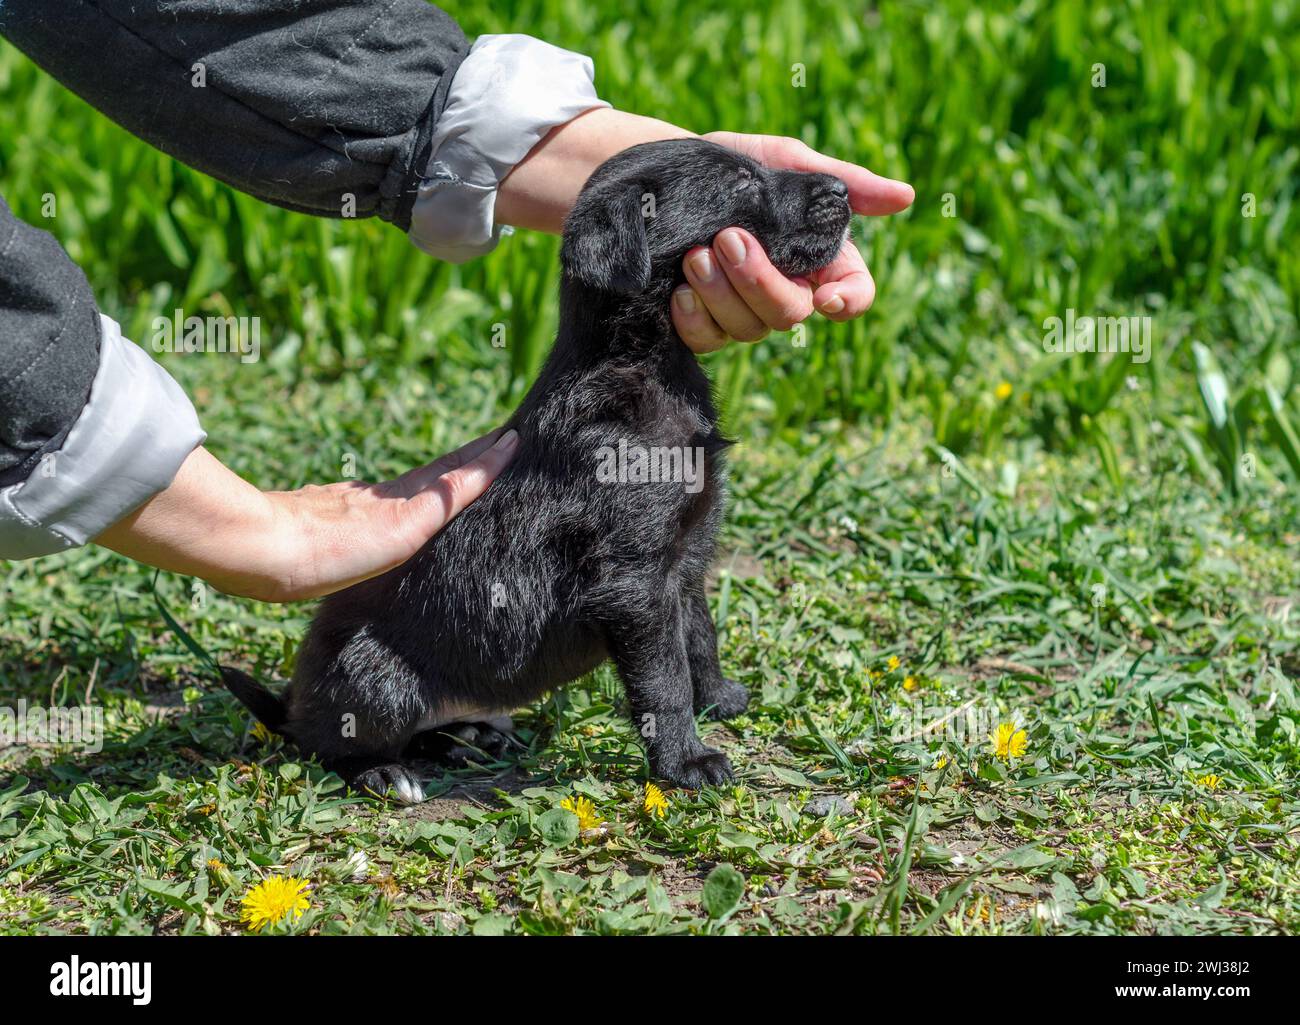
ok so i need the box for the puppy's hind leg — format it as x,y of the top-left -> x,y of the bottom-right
682,585 -> 750,720
405,717 -> 517,766
606,591 -> 733,789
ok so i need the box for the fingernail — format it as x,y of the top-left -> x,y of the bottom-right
717,230 -> 746,266
492,429 -> 519,453
820,293 -> 845,315
674,286 -> 698,314
689,250 -> 715,281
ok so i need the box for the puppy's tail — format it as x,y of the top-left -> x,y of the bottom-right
220,666 -> 288,735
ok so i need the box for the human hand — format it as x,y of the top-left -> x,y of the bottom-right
97,429 -> 519,603
671,132 -> 914,353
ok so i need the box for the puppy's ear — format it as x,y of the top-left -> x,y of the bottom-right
561,182 -> 652,295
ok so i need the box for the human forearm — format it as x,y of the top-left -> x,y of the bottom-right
95,432 -> 519,604
94,447 -> 280,601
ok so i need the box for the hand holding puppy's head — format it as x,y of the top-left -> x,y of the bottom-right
561,138 -> 851,297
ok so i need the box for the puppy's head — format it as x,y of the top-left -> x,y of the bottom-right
560,138 -> 851,298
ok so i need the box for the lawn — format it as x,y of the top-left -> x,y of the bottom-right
2,0 -> 1299,935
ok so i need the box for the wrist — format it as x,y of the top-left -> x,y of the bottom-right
495,108 -> 694,234
259,487 -> 334,603
96,446 -> 291,602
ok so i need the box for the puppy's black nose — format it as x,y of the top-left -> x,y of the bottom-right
808,174 -> 849,207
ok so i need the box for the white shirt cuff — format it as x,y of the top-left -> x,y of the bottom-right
408,33 -> 610,263
0,315 -> 206,559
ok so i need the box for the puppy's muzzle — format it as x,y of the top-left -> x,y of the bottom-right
806,174 -> 851,233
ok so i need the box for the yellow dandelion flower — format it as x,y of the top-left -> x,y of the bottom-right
207,858 -> 233,888
995,381 -> 1013,401
560,795 -> 604,831
992,722 -> 1028,762
250,720 -> 274,744
903,675 -> 919,691
933,753 -> 950,770
643,782 -> 670,819
967,898 -> 994,923
886,655 -> 901,672
1195,773 -> 1222,791
239,875 -> 310,932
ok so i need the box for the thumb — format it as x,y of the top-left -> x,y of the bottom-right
406,429 -> 520,537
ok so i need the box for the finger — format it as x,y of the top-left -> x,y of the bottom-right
806,240 -> 874,318
409,430 -> 520,534
671,286 -> 730,353
712,228 -> 815,333
761,141 -> 914,217
796,157 -> 913,217
707,132 -> 914,216
391,428 -> 506,498
682,245 -> 770,342
813,268 -> 875,321
425,428 -> 507,476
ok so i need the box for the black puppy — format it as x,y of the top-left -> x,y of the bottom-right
224,138 -> 850,803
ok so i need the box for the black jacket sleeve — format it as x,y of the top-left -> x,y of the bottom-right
0,0 -> 469,229
0,193 -> 101,486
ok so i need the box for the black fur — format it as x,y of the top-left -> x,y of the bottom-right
224,139 -> 850,802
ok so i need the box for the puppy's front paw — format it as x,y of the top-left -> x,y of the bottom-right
352,763 -> 425,805
696,678 -> 750,720
656,746 -> 734,789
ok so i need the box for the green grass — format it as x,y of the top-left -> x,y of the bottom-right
3,0 -> 1300,934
